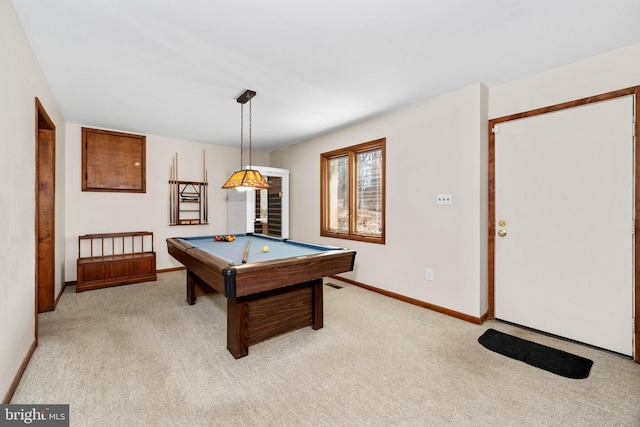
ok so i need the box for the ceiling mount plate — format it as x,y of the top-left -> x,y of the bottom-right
236,90 -> 256,104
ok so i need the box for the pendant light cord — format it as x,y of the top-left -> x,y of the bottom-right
249,99 -> 252,169
240,103 -> 244,170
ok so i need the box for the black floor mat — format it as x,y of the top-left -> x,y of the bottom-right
478,328 -> 593,379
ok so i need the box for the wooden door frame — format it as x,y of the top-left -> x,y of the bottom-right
35,97 -> 56,336
488,86 -> 640,362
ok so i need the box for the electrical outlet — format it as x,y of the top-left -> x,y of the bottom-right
436,194 -> 452,205
425,268 -> 433,281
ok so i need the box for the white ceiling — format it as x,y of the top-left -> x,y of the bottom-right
12,0 -> 640,152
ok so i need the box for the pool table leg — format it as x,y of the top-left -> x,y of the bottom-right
227,298 -> 249,359
312,279 -> 323,330
186,270 -> 197,305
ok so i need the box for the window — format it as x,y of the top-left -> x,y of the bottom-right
321,138 -> 385,244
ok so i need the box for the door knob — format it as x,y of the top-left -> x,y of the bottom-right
497,230 -> 507,237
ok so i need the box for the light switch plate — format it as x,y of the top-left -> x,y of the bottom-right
436,194 -> 452,205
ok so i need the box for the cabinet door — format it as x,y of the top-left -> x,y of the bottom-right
132,257 -> 154,276
80,263 -> 106,282
108,261 -> 131,279
82,127 -> 145,192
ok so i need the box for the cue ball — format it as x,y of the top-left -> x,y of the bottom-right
262,246 -> 269,253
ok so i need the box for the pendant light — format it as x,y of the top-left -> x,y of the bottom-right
221,90 -> 271,191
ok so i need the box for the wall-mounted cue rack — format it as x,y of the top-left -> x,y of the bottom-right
169,152 -> 208,225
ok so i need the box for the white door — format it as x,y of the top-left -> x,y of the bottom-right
494,96 -> 635,355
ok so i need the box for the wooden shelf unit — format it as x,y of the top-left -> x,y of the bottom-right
76,231 -> 157,292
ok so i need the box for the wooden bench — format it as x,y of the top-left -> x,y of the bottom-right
76,231 -> 157,292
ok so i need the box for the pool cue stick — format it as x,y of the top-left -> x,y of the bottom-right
206,169 -> 208,222
173,156 -> 177,223
242,241 -> 251,264
202,150 -> 207,223
200,182 -> 205,224
170,159 -> 174,224
172,156 -> 176,223
175,152 -> 179,223
204,170 -> 208,223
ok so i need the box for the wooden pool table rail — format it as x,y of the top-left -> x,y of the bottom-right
167,237 -> 356,299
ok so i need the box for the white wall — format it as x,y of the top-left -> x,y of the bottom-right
64,123 -> 269,280
271,83 -> 489,318
0,0 -> 66,400
489,43 -> 640,118
271,41 -> 640,321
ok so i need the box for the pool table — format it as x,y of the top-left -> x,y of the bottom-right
166,234 -> 356,358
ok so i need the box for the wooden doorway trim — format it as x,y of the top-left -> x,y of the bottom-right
35,97 -> 56,329
488,86 -> 640,362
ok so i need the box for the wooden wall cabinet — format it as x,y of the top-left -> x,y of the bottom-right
82,127 -> 146,192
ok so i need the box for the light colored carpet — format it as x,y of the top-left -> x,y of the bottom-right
11,271 -> 640,426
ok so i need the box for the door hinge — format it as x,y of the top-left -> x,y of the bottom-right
633,318 -> 636,333
492,125 -> 500,134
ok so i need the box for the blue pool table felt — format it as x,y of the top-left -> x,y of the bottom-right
180,235 -> 336,265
